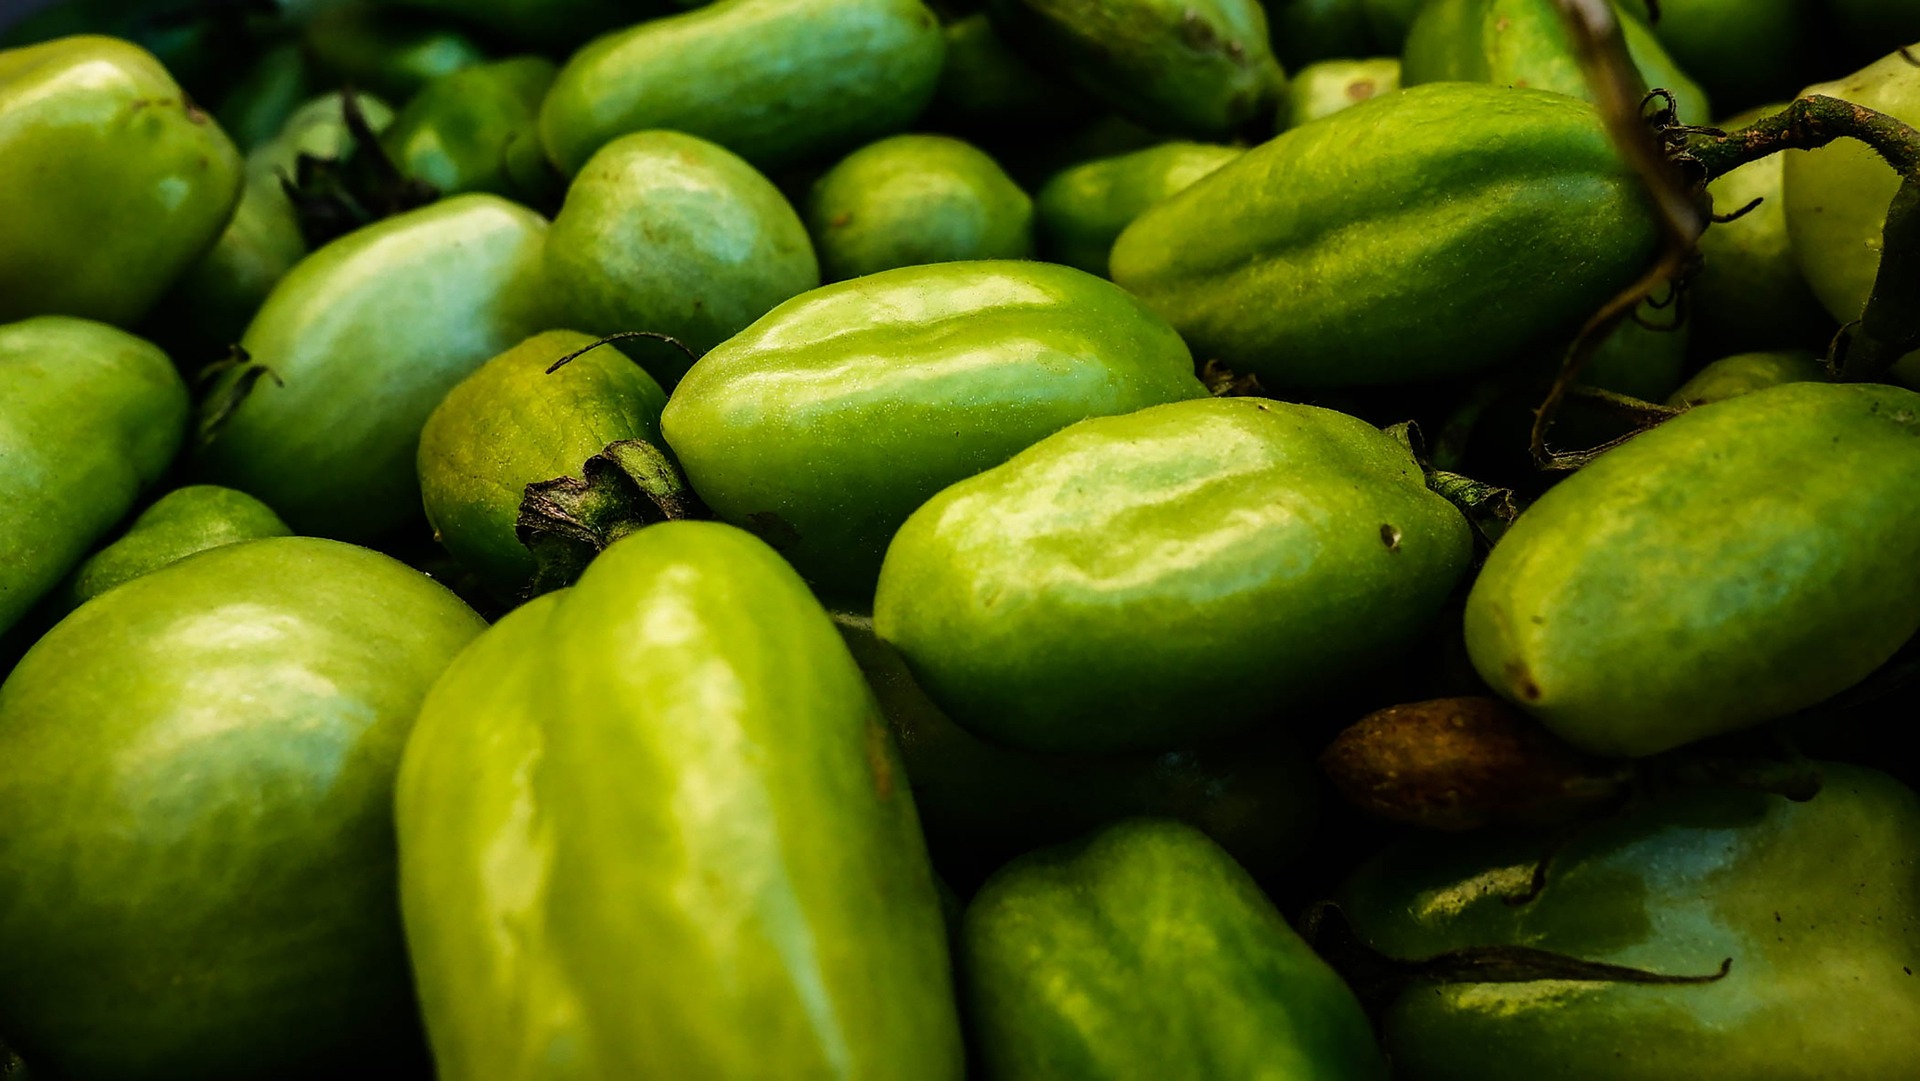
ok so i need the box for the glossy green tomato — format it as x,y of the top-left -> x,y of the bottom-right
661,260 -> 1206,600
926,13 -> 1093,133
1401,0 -> 1712,125
0,317 -> 187,637
1691,105 -> 1835,357
0,537 -> 484,1081
1339,764 -> 1920,1079
540,0 -> 945,175
1642,0 -> 1810,109
1034,141 -> 1242,274
1667,350 -> 1825,407
302,0 -> 489,103
1265,0 -> 1374,70
986,0 -> 1285,137
1111,83 -> 1661,387
0,36 -> 243,326
417,330 -> 670,600
397,521 -> 963,1080
1286,57 -> 1401,127
808,135 -> 1033,281
1467,381 -> 1920,757
964,819 -> 1387,1081
61,485 -> 291,611
543,130 -> 817,380
197,193 -> 548,541
381,57 -> 560,205
878,397 -> 1471,754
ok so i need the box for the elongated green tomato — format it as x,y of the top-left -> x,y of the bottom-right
1285,57 -> 1400,127
0,537 -> 485,1081
0,36 -> 243,326
926,12 -> 1094,134
1690,105 -> 1835,357
1782,47 -> 1920,377
540,0 -> 945,176
876,397 -> 1472,755
1265,0 -> 1374,70
196,193 -> 548,541
1642,0 -> 1812,109
0,318 -> 187,637
1401,0 -> 1712,124
808,135 -> 1033,281
381,57 -> 561,204
543,131 -> 818,381
1666,350 -> 1825,407
1466,382 -> 1920,758
1034,141 -> 1242,274
1110,83 -> 1662,388
964,819 -> 1387,1081
302,0 -> 489,103
396,521 -> 964,1081
1339,764 -> 1920,1080
61,485 -> 291,611
417,330 -> 671,600
987,0 -> 1285,137
661,261 -> 1207,601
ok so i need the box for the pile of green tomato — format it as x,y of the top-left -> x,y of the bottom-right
6,0 -> 1920,1076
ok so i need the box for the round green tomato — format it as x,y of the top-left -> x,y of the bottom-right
1285,57 -> 1401,128
1666,350 -> 1825,407
61,485 -> 291,611
381,57 -> 560,205
0,537 -> 485,1081
807,134 -> 1033,281
1035,141 -> 1242,275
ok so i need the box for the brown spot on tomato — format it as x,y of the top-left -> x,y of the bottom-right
1380,523 -> 1402,552
1504,661 -> 1543,701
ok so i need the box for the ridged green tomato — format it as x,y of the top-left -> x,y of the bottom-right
417,330 -> 670,600
543,131 -> 818,382
964,819 -> 1387,1081
1401,0 -> 1712,124
876,397 -> 1473,755
926,12 -> 1093,134
0,36 -> 243,326
1339,764 -> 1920,1080
1642,0 -> 1812,109
1466,381 -> 1920,758
302,0 -> 489,103
661,261 -> 1207,601
396,521 -> 964,1081
1667,350 -> 1825,407
833,613 -> 1317,886
0,317 -> 187,637
1265,0 -> 1375,70
986,0 -> 1285,137
61,485 -> 291,611
1034,141 -> 1242,274
807,134 -> 1033,281
1782,48 -> 1920,373
381,57 -> 560,205
539,0 -> 945,175
196,193 -> 549,541
1110,83 -> 1662,387
1285,57 -> 1401,127
1691,105 -> 1835,357
0,537 -> 484,1081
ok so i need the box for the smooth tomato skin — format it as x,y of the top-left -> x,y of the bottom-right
0,35 -> 244,326
0,537 -> 486,1081
807,134 -> 1034,282
1339,764 -> 1920,1080
60,485 -> 291,611
380,57 -> 560,205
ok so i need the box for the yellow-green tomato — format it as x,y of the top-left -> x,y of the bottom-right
0,36 -> 243,326
808,134 -> 1033,281
1466,381 -> 1920,757
876,397 -> 1474,755
1285,57 -> 1401,127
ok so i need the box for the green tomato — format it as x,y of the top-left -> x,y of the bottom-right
302,0 -> 489,103
1666,350 -> 1826,407
1641,0 -> 1812,109
876,397 -> 1472,754
539,0 -> 946,175
986,0 -> 1286,137
542,130 -> 818,382
0,35 -> 244,326
1466,381 -> 1920,757
807,134 -> 1033,281
963,819 -> 1387,1081
660,260 -> 1207,601
1034,141 -> 1242,275
396,521 -> 963,1080
417,330 -> 671,600
0,537 -> 484,1081
1401,0 -> 1712,125
1285,57 -> 1402,127
196,193 -> 549,541
61,485 -> 291,611
381,57 -> 561,205
0,317 -> 187,638
926,12 -> 1094,134
1338,764 -> 1920,1079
